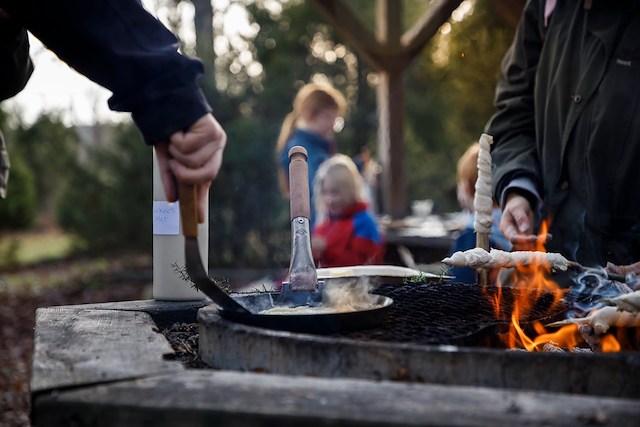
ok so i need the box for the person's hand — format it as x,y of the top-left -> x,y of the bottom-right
500,192 -> 534,242
606,261 -> 640,276
154,113 -> 226,222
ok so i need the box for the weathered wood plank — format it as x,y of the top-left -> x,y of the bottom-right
31,307 -> 183,393
33,370 -> 640,427
58,298 -> 210,328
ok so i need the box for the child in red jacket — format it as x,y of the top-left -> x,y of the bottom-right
311,154 -> 384,268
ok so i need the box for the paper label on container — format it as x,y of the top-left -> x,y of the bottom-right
153,201 -> 180,235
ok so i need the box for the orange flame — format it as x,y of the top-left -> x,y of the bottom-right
601,334 -> 621,352
488,220 -> 621,352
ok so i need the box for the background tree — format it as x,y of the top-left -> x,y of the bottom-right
8,113 -> 79,226
404,0 -> 515,211
0,139 -> 36,231
57,123 -> 152,253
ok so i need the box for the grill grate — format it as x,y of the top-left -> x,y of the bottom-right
332,282 -> 569,346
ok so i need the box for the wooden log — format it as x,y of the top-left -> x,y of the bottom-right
33,370 -> 640,427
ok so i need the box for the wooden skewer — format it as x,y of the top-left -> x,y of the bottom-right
476,232 -> 490,287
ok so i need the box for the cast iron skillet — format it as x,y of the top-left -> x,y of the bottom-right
219,290 -> 393,334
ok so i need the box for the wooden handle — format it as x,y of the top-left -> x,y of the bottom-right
178,183 -> 199,237
288,146 -> 310,220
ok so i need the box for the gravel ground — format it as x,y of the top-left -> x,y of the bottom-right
0,255 -> 152,427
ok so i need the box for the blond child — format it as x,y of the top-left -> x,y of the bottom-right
311,154 -> 384,268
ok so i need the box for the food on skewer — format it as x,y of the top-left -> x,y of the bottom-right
442,248 -> 570,272
546,306 -> 640,334
599,290 -> 640,315
473,134 -> 493,235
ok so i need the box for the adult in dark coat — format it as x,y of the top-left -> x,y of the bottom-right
0,0 -> 226,219
0,8 -> 33,199
487,0 -> 640,272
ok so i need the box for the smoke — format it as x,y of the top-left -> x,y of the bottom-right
323,277 -> 379,311
566,271 -> 635,318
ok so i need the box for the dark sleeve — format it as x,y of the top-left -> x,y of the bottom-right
485,0 -> 546,201
0,0 -> 211,144
0,17 -> 33,101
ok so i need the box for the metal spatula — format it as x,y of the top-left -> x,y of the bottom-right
179,183 -> 250,314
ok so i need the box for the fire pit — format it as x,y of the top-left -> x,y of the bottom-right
31,295 -> 640,426
199,282 -> 640,398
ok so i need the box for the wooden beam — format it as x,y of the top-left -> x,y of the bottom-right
377,70 -> 406,218
376,0 -> 402,50
402,0 -> 463,56
309,0 -> 385,70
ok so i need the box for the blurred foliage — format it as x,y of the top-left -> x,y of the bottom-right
209,116 -> 291,268
0,152 -> 36,231
8,113 -> 80,221
0,111 -> 36,234
56,123 -> 152,253
0,113 -> 77,231
404,0 -> 515,211
0,0 -> 516,269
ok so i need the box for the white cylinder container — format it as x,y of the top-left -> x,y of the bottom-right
152,149 -> 207,300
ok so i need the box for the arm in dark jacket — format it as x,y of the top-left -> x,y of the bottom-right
0,0 -> 211,144
0,9 -> 33,101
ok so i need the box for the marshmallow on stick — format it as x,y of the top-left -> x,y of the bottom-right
474,133 -> 494,234
443,247 -> 570,272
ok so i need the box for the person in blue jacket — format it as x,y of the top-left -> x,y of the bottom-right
276,82 -> 347,226
0,0 -> 225,220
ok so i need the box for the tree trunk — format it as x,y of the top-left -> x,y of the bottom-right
191,0 -> 217,102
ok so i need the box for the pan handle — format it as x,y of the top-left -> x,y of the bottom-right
178,183 -> 199,237
288,146 -> 310,220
